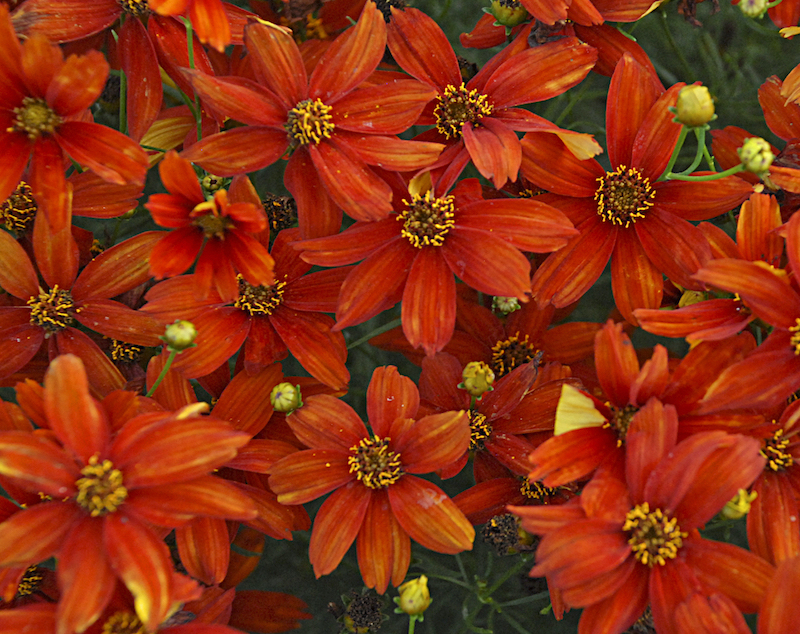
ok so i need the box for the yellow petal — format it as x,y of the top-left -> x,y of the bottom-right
553,384 -> 606,436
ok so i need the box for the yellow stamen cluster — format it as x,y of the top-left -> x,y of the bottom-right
110,340 -> 143,363
9,97 -> 62,140
434,83 -> 493,139
789,318 -> 800,355
235,274 -> 287,316
16,566 -> 43,597
603,402 -> 638,446
27,285 -> 77,334
101,611 -> 147,634
595,165 -> 655,228
286,98 -> 335,146
75,455 -> 128,517
192,204 -> 233,239
1,181 -> 37,234
761,427 -> 794,472
623,502 -> 687,567
468,411 -> 493,450
398,191 -> 455,248
491,333 -> 539,378
519,478 -> 558,501
348,435 -> 403,489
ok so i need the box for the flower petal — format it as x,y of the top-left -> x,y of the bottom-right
395,410 -> 469,473
357,490 -> 411,593
268,449 -> 354,505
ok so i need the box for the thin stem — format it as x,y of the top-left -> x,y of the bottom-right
703,143 -> 716,171
665,163 -> 746,181
347,317 -> 402,350
495,593 -> 550,608
500,611 -> 534,634
675,127 -> 707,176
455,553 -> 469,584
408,616 -> 416,634
146,349 -> 178,397
485,555 -> 530,597
422,573 -> 473,592
660,9 -> 695,82
658,125 -> 688,181
181,17 -> 202,141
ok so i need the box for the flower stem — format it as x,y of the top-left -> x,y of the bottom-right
181,17 -> 202,142
664,163 -> 746,181
346,317 -> 402,350
658,125 -> 688,182
674,127 -> 707,176
146,349 -> 178,398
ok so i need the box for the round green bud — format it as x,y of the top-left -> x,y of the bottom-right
738,137 -> 774,175
162,320 -> 197,352
270,382 -> 302,413
675,85 -> 715,127
488,0 -> 529,27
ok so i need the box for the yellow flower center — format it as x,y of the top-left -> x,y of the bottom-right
519,477 -> 559,501
789,318 -> 800,355
468,411 -> 493,450
595,165 -> 655,228
234,274 -> 286,316
110,340 -> 143,363
27,285 -> 77,335
192,205 -> 233,239
117,0 -> 150,17
16,565 -> 44,598
286,98 -> 335,147
348,435 -> 403,489
102,611 -> 147,634
9,97 -> 62,140
75,455 -> 128,517
491,333 -> 539,378
398,191 -> 455,248
434,83 -> 493,140
602,402 -> 638,446
263,193 -> 297,232
761,427 -> 793,472
1,181 -> 37,234
623,502 -> 686,567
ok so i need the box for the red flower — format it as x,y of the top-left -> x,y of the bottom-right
512,398 -> 772,634
297,176 -> 577,356
142,228 -> 349,388
0,354 -> 257,633
388,6 -> 599,190
268,366 -> 475,593
522,54 -> 752,324
0,6 -> 148,230
146,151 -> 274,302
181,1 -> 442,238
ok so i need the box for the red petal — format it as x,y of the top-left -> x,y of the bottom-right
748,475 -> 800,565
626,399 -> 678,504
332,81 -> 436,134
594,320 -> 639,406
357,490 -> 411,593
180,126 -> 288,176
187,70 -> 286,127
366,366 -> 420,437
462,118 -> 521,188
0,502 -> 80,567
268,449 -> 354,505
175,517 -> 229,585
610,227 -> 663,324
520,132 -> 604,196
286,394 -> 366,450
30,135 -> 70,232
46,49 -> 107,116
394,410 -> 470,473
631,84 -> 683,181
759,556 -> 800,634
244,20 -> 306,108
53,328 -> 126,397
0,230 -> 37,299
119,18 -> 161,142
284,149 -> 342,239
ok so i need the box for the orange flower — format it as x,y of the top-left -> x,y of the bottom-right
0,355 -> 258,633
0,5 -> 148,230
512,398 -> 772,634
146,151 -> 274,302
268,366 -> 475,593
149,0 -> 232,51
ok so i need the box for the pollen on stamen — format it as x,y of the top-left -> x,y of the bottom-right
434,83 -> 493,140
9,97 -> 62,141
234,274 -> 287,316
468,411 -> 493,451
491,334 -> 540,378
101,610 -> 147,634
27,285 -> 77,335
623,502 -> 686,567
595,165 -> 655,228
117,0 -> 150,17
286,98 -> 335,147
789,318 -> 800,355
760,426 -> 794,472
1,181 -> 37,234
75,455 -> 128,517
347,435 -> 403,489
398,191 -> 456,248
602,402 -> 638,446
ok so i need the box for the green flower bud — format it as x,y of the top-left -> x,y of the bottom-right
396,576 -> 431,616
492,296 -> 521,314
162,320 -> 197,352
738,0 -> 768,19
487,0 -> 529,27
738,137 -> 775,175
270,382 -> 302,413
675,85 -> 715,127
460,361 -> 495,398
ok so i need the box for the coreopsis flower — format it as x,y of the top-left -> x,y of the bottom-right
296,176 -> 577,356
181,1 -> 443,238
146,151 -> 274,302
0,220 -> 164,395
0,5 -> 148,230
387,7 -> 599,190
142,228 -> 349,388
511,398 -> 772,634
635,191 -> 783,342
522,54 -> 752,324
268,366 -> 475,593
0,354 -> 258,633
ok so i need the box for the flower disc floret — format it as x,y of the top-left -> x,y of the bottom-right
468,411 -> 493,450
1,181 -> 36,233
761,428 -> 793,472
234,274 -> 286,316
623,502 -> 687,567
9,97 -> 63,140
519,478 -> 558,501
604,403 -> 638,446
434,83 -> 493,140
348,435 -> 403,489
286,98 -> 335,147
192,202 -> 234,239
117,0 -> 150,17
398,192 -> 455,248
491,333 -> 538,377
27,286 -> 77,334
595,165 -> 655,228
75,455 -> 128,517
789,318 -> 800,355
101,611 -> 147,634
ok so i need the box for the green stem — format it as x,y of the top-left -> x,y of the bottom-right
500,611 -> 534,634
408,615 -> 416,634
455,553 -> 469,584
664,163 -> 746,182
422,573 -> 473,592
703,143 -> 716,171
347,317 -> 402,350
660,9 -> 695,82
675,127 -> 707,176
118,67 -> 127,135
484,555 -> 530,597
658,125 -> 688,182
182,17 -> 202,141
146,349 -> 178,397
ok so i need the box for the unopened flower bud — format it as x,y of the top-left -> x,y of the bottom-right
396,576 -> 431,616
721,488 -> 757,520
460,361 -> 495,398
738,0 -> 768,19
270,382 -> 302,413
492,295 -> 521,314
675,85 -> 715,127
738,137 -> 774,175
488,0 -> 529,27
162,320 -> 197,352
